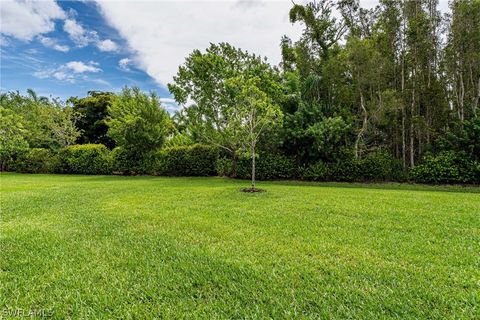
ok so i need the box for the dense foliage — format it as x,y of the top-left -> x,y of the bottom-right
1,0 -> 479,184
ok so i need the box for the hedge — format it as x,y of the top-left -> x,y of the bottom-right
300,151 -> 405,182
12,148 -> 58,173
217,153 -> 296,180
57,144 -> 111,174
409,151 -> 478,184
154,144 -> 218,176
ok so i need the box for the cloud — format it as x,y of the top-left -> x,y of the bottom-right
96,0 -> 303,88
118,58 -> 132,71
65,61 -> 101,73
0,0 -> 65,40
38,36 -> 70,52
63,18 -> 96,47
63,17 -> 118,52
33,60 -> 101,83
97,39 -> 118,52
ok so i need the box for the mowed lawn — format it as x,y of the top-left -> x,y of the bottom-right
1,173 -> 479,319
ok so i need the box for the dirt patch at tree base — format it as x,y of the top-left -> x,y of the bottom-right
240,188 -> 266,193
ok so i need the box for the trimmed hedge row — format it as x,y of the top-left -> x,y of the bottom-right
300,151 -> 406,182
6,145 -> 479,184
217,153 -> 296,180
57,144 -> 111,174
154,144 -> 218,176
409,151 -> 479,184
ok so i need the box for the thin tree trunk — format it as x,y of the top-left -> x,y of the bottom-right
354,92 -> 367,159
460,72 -> 465,121
474,76 -> 480,118
251,144 -> 256,189
410,87 -> 415,168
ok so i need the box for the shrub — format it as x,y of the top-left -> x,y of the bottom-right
409,151 -> 475,184
300,151 -> 405,182
299,161 -> 329,181
57,144 -> 111,174
218,153 -> 296,180
12,148 -> 57,173
155,144 -> 218,176
357,151 -> 405,181
109,147 -> 156,175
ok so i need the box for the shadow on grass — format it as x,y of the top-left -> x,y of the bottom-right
268,179 -> 480,194
2,172 -> 478,194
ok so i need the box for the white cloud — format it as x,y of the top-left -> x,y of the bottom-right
97,39 -> 118,52
118,58 -> 132,71
33,61 -> 101,83
63,17 -> 118,52
63,18 -> 96,47
96,0 -> 303,88
38,36 -> 69,52
0,0 -> 65,40
65,61 -> 101,73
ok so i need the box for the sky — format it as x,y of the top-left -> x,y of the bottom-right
0,0 -> 449,113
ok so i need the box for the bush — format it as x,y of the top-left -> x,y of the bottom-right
299,161 -> 329,181
57,144 -> 111,174
154,144 -> 218,176
357,151 -> 405,181
12,148 -> 57,173
109,147 -> 155,175
409,151 -> 476,184
218,153 -> 296,180
300,151 -> 405,182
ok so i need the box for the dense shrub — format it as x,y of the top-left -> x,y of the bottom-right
154,144 -> 218,176
409,151 -> 477,184
357,151 -> 405,181
57,144 -> 111,174
299,161 -> 329,181
218,153 -> 296,180
109,147 -> 156,175
300,151 -> 405,182
12,148 -> 57,173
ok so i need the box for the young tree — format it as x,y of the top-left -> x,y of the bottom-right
227,77 -> 283,189
107,87 -> 171,157
168,43 -> 283,176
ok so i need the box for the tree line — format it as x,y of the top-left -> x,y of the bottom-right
1,0 -> 479,185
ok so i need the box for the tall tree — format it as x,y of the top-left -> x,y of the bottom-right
69,91 -> 115,148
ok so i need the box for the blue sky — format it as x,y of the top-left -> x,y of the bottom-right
1,1 -> 166,106
0,0 -> 449,112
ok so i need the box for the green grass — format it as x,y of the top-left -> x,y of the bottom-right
1,173 -> 479,319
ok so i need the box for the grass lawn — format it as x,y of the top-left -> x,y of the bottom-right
1,173 -> 479,319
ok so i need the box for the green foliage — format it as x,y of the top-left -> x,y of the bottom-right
168,43 -> 283,158
107,87 -> 171,156
218,153 -> 296,180
12,148 -> 58,173
300,151 -> 404,182
1,91 -> 80,149
57,144 -> 111,174
0,106 -> 29,170
437,118 -> 480,161
69,91 -> 115,148
155,144 -> 218,176
409,151 -> 477,184
357,151 -> 406,181
306,116 -> 351,161
108,146 -> 152,175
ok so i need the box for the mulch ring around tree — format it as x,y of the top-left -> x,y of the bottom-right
240,188 -> 266,193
